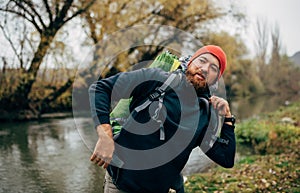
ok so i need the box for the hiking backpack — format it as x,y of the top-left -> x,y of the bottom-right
110,51 -> 188,135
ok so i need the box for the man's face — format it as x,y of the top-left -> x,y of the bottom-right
186,53 -> 220,90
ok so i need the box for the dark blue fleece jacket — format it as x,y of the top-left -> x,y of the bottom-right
89,68 -> 235,193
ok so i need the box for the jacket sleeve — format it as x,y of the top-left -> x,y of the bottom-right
88,74 -> 119,126
201,124 -> 236,168
88,68 -> 166,128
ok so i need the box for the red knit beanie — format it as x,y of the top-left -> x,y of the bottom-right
187,45 -> 227,79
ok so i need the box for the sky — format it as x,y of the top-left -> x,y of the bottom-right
242,0 -> 300,57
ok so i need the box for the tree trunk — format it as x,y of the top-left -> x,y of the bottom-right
39,77 -> 74,114
8,31 -> 56,112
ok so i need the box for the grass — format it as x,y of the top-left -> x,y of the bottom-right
184,101 -> 300,192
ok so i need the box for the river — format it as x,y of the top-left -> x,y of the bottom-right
0,94 -> 298,193
0,118 -> 104,193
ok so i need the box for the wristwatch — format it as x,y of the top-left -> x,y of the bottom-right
224,115 -> 236,125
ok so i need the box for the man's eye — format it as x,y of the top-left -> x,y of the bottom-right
210,65 -> 219,73
199,59 -> 206,63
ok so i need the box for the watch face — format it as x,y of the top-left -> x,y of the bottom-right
231,117 -> 235,124
231,115 -> 236,123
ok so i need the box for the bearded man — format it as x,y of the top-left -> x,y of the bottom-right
89,45 -> 236,193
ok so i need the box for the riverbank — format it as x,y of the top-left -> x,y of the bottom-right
0,110 -> 73,122
184,101 -> 300,192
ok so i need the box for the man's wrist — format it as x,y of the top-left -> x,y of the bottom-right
225,111 -> 232,118
224,114 -> 235,126
96,124 -> 113,138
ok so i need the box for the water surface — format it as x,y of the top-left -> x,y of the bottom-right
0,118 -> 104,193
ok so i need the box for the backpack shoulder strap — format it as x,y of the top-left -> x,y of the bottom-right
124,69 -> 183,140
134,69 -> 182,113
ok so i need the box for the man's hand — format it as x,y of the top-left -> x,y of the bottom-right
209,96 -> 232,125
90,124 -> 114,169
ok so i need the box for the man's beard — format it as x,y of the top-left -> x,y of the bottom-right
185,68 -> 208,91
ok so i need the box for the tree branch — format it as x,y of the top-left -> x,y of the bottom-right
152,10 -> 176,21
0,24 -> 22,65
40,77 -> 74,111
11,0 -> 34,17
0,7 -> 42,33
54,0 -> 73,27
63,0 -> 96,24
8,0 -> 34,19
42,0 -> 53,23
19,22 -> 28,69
21,0 -> 47,29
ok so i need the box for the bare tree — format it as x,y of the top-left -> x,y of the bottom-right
254,18 -> 293,94
254,17 -> 269,67
267,22 -> 285,93
0,0 -> 96,119
270,23 -> 281,66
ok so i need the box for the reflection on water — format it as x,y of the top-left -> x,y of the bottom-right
0,118 -> 104,193
231,94 -> 300,121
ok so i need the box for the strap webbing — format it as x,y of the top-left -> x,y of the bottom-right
134,70 -> 182,113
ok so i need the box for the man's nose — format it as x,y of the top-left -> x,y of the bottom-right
200,63 -> 209,74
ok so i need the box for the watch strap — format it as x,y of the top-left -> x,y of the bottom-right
224,115 -> 235,125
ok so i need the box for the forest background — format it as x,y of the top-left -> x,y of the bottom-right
0,0 -> 299,121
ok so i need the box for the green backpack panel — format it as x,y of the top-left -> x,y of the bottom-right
110,51 -> 181,135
